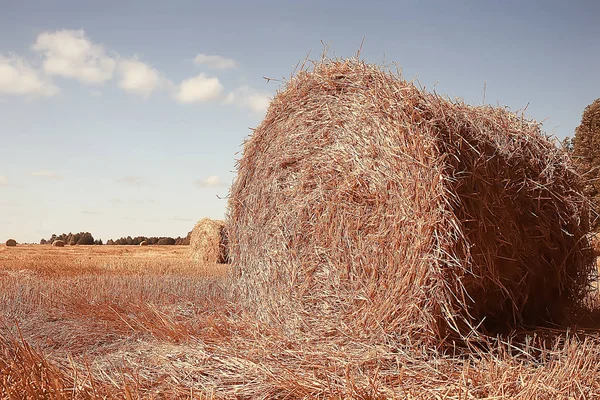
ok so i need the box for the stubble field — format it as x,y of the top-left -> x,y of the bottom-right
2,244 -> 600,399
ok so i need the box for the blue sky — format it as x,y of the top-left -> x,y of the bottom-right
1,0 -> 599,243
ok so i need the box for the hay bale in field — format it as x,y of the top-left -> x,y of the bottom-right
227,59 -> 596,345
51,240 -> 65,247
5,239 -> 16,247
140,241 -> 148,246
69,241 -> 76,246
190,218 -> 228,264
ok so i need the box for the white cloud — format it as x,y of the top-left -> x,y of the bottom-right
0,55 -> 59,97
244,92 -> 271,113
33,29 -> 116,84
31,170 -> 62,180
195,175 -> 226,188
174,73 -> 223,104
172,216 -> 193,222
117,58 -> 163,97
0,176 -> 8,185
221,92 -> 235,105
111,198 -> 155,205
116,176 -> 147,186
193,53 -> 237,70
81,209 -> 102,215
229,85 -> 272,114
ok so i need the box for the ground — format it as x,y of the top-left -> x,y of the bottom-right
1,245 -> 600,399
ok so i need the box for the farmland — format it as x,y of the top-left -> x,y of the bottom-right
0,244 -> 231,398
2,244 -> 600,399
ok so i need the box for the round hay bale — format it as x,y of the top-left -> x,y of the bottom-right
51,240 -> 65,247
190,218 -> 228,264
69,241 -> 76,246
228,59 -> 595,345
5,239 -> 16,247
139,241 -> 148,246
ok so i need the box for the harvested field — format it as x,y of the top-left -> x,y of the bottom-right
1,245 -> 600,398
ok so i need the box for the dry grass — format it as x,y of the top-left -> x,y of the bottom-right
1,245 -> 600,398
590,233 -> 600,256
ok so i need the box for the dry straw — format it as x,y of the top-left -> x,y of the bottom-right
51,240 -> 65,248
227,59 -> 596,346
190,218 -> 228,264
5,239 -> 16,247
589,234 -> 600,256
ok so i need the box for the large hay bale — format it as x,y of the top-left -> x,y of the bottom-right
190,218 -> 228,264
139,241 -> 148,246
5,239 -> 16,247
51,240 -> 65,247
227,59 -> 595,345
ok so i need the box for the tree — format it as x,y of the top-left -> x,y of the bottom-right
77,232 -> 95,245
561,136 -> 573,153
572,99 -> 600,228
157,237 -> 176,245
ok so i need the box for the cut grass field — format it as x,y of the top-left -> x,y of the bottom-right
1,244 -> 600,399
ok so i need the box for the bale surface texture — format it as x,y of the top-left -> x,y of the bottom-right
228,59 -> 595,344
190,218 -> 228,264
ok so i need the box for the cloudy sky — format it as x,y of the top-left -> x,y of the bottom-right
1,0 -> 599,243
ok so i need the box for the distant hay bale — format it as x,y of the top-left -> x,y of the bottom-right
51,240 -> 65,247
227,59 -> 595,345
69,241 -> 76,246
140,241 -> 148,246
5,239 -> 16,247
190,218 -> 228,264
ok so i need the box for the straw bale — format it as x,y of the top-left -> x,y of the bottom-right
139,241 -> 148,246
51,240 -> 65,247
5,239 -> 16,247
190,218 -> 228,264
227,59 -> 595,345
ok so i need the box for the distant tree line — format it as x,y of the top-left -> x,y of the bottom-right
40,232 -> 100,246
40,231 -> 191,245
106,234 -> 190,246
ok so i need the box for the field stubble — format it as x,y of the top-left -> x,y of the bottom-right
1,245 -> 600,399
